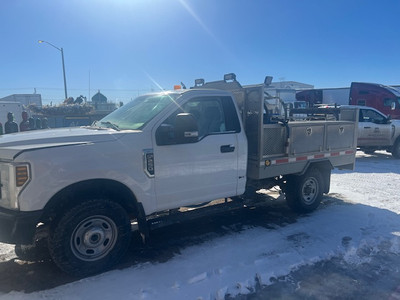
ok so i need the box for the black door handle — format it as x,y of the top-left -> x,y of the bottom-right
220,144 -> 235,153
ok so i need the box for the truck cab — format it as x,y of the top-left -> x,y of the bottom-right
148,89 -> 248,211
350,82 -> 400,119
351,105 -> 400,157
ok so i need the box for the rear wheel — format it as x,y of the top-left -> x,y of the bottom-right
284,168 -> 324,213
48,199 -> 131,276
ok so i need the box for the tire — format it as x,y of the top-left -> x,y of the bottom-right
284,168 -> 324,213
392,139 -> 400,159
48,199 -> 131,276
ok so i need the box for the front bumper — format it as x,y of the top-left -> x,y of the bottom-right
0,207 -> 42,244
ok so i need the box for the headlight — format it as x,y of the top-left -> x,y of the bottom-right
0,163 -> 31,210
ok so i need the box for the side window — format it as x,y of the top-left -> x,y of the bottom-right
184,97 -> 226,138
156,96 -> 239,145
357,99 -> 366,106
360,109 -> 385,124
221,96 -> 241,133
384,98 -> 395,107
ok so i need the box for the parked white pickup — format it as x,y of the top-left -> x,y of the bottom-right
0,74 -> 358,276
353,105 -> 400,158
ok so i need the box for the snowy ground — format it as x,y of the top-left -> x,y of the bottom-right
0,151 -> 399,299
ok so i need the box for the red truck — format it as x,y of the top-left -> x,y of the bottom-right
296,82 -> 400,119
349,82 -> 400,119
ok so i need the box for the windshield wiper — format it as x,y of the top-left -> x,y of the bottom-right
100,121 -> 120,131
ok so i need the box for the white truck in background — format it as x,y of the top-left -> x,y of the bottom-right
355,105 -> 400,157
289,104 -> 400,158
0,74 -> 358,276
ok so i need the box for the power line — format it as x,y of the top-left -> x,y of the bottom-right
0,87 -> 158,92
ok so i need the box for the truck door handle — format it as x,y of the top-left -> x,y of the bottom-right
220,144 -> 235,153
364,126 -> 371,129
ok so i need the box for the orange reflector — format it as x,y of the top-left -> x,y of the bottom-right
16,166 -> 29,187
174,85 -> 181,90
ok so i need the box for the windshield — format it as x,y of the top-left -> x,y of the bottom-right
385,86 -> 400,107
96,93 -> 179,130
387,86 -> 400,97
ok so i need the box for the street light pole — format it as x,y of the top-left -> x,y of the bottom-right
60,47 -> 67,100
38,40 -> 68,100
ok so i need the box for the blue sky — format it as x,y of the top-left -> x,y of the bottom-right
1,0 -> 400,104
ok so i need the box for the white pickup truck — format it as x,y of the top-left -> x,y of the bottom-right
0,74 -> 358,276
355,105 -> 400,158
289,105 -> 400,158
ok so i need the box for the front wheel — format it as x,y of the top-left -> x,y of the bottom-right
283,168 -> 324,213
48,199 -> 131,276
360,147 -> 376,155
392,139 -> 400,159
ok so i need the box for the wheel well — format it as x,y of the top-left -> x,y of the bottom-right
307,161 -> 332,194
307,160 -> 333,172
41,179 -> 139,224
282,160 -> 332,194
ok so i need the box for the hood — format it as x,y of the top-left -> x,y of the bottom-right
391,119 -> 400,126
0,127 -> 132,160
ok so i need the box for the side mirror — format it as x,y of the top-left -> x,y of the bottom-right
391,102 -> 396,110
175,113 -> 199,144
387,115 -> 392,123
155,124 -> 175,145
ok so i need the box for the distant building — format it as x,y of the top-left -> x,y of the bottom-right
261,81 -> 314,103
89,91 -> 117,113
268,81 -> 314,90
91,91 -> 107,103
0,94 -> 42,107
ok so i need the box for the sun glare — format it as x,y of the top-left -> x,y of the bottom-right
143,70 -> 166,92
178,0 -> 218,44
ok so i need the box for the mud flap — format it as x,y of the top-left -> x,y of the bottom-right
136,202 -> 149,244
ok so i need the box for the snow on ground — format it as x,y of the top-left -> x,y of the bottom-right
1,151 -> 399,299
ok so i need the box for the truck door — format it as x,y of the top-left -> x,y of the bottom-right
358,108 -> 392,146
152,96 -> 243,211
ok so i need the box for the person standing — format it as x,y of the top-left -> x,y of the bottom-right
5,112 -> 18,134
28,117 -> 35,130
35,118 -> 42,130
19,111 -> 30,132
41,117 -> 50,129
